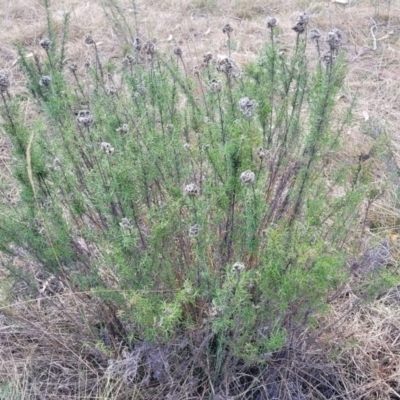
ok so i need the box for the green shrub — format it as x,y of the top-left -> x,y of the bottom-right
0,9 -> 367,365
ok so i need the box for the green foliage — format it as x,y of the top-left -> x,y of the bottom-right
0,9 -> 385,364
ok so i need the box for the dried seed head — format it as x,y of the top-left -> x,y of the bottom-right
76,110 -> 94,127
106,85 -> 117,96
193,65 -> 200,76
257,147 -> 268,159
231,262 -> 245,273
119,218 -> 132,230
240,170 -> 255,184
321,51 -> 336,67
292,13 -> 309,34
309,28 -> 321,41
143,40 -> 156,56
189,224 -> 201,237
0,70 -> 10,92
203,52 -> 213,66
209,79 -> 222,93
217,57 -> 240,77
39,75 -> 51,87
68,62 -> 78,73
84,34 -> 95,45
184,183 -> 199,196
166,124 -> 174,133
208,305 -> 220,318
53,157 -> 62,170
84,60 -> 91,69
116,124 -> 129,134
137,84 -> 146,94
222,23 -> 233,35
266,16 -> 277,29
173,45 -> 182,57
40,38 -> 52,51
239,97 -> 258,117
183,142 -> 191,150
326,28 -> 342,51
122,54 -> 135,66
101,142 -> 115,155
133,37 -> 142,52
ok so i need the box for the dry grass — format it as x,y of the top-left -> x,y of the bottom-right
1,0 -> 400,398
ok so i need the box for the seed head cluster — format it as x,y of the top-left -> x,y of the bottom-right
327,28 -> 342,52
222,23 -> 233,35
101,142 -> 115,155
120,218 -> 132,230
40,38 -> 52,51
122,54 -> 135,67
240,170 -> 255,185
39,75 -> 51,87
0,70 -> 10,92
239,97 -> 258,118
84,34 -> 95,45
309,29 -> 321,41
209,79 -> 222,93
76,110 -> 94,127
116,124 -> 129,134
292,13 -> 309,34
203,52 -> 213,66
231,262 -> 245,273
266,16 -> 277,29
173,46 -> 183,57
189,224 -> 201,237
217,57 -> 240,77
184,183 -> 199,196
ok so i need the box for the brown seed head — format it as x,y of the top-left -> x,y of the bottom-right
84,34 -> 95,45
266,16 -> 277,29
40,38 -> 52,51
0,70 -> 10,92
222,23 -> 233,35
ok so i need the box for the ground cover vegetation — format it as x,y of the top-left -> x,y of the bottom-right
0,0 -> 399,399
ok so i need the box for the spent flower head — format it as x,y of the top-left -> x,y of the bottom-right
217,57 -> 240,78
143,40 -> 156,56
39,75 -> 51,87
84,34 -> 95,45
222,23 -> 233,35
231,262 -> 245,273
101,142 -> 115,155
240,170 -> 255,184
203,52 -> 213,66
116,124 -> 129,134
309,28 -> 321,41
133,37 -> 142,52
292,13 -> 309,34
327,28 -> 342,51
257,147 -> 268,160
173,45 -> 183,57
39,38 -> 52,51
184,183 -> 199,196
239,97 -> 258,117
189,224 -> 201,237
76,110 -> 93,127
67,62 -> 78,73
119,218 -> 132,230
209,79 -> 222,93
266,16 -> 277,29
321,51 -> 336,67
106,85 -> 118,96
122,54 -> 135,66
0,70 -> 10,92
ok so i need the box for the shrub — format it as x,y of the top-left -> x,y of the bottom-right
0,6 -> 384,398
